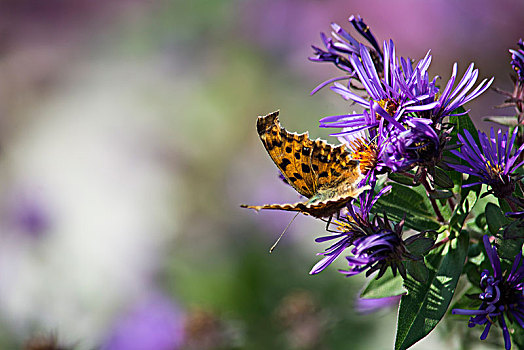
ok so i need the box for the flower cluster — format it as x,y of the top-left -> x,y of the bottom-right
307,16 -> 524,348
452,236 -> 524,350
312,17 -> 492,179
449,127 -> 524,198
310,180 -> 434,283
246,14 -> 524,350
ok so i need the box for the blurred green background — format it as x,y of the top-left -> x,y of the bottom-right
0,0 -> 521,349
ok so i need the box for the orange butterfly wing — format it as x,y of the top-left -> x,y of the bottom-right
242,110 -> 367,218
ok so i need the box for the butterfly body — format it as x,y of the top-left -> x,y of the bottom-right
242,110 -> 368,218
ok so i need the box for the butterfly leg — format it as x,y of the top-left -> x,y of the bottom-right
323,214 -> 338,233
324,209 -> 345,233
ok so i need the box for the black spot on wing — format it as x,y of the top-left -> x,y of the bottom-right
301,164 -> 311,173
318,171 -> 329,178
294,152 -> 301,160
280,158 -> 291,170
285,146 -> 292,153
317,154 -> 329,163
293,172 -> 303,180
301,147 -> 311,156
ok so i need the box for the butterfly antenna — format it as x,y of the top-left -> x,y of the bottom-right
269,212 -> 300,253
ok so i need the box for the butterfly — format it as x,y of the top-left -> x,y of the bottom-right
241,110 -> 368,219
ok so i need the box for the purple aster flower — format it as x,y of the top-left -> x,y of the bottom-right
432,62 -> 493,122
321,107 -> 379,137
310,184 -> 391,275
381,119 -> 441,172
338,213 -> 435,280
311,174 -> 435,279
449,127 -> 524,198
452,235 -> 524,350
510,39 -> 524,85
320,41 -> 439,136
318,38 -> 491,137
310,15 -> 383,93
339,218 -> 408,279
310,24 -> 358,73
336,126 -> 387,182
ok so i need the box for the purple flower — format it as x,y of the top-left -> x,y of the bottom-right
452,235 -> 524,350
510,39 -> 524,84
311,182 -> 434,279
449,127 -> 524,198
339,214 -> 434,280
432,63 -> 493,122
339,222 -> 407,279
310,184 -> 391,275
320,41 -> 439,136
337,126 -> 386,181
381,119 -> 441,172
317,36 -> 492,137
310,15 -> 383,83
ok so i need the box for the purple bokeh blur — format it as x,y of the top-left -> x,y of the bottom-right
102,292 -> 184,350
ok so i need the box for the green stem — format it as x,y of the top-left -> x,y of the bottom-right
431,236 -> 450,251
420,170 -> 445,222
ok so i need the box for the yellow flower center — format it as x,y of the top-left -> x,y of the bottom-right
348,137 -> 379,175
378,98 -> 400,116
485,160 -> 503,178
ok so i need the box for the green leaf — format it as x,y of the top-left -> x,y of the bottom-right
444,108 -> 478,191
395,232 -> 469,350
406,237 -> 435,256
485,202 -> 510,235
498,197 -> 513,213
388,172 -> 419,186
432,167 -> 454,189
428,190 -> 453,199
467,242 -> 482,258
373,183 -> 440,231
448,107 -> 480,145
464,261 -> 482,286
360,269 -> 407,299
405,260 -> 429,282
448,177 -> 480,238
474,211 -> 487,231
497,220 -> 524,269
